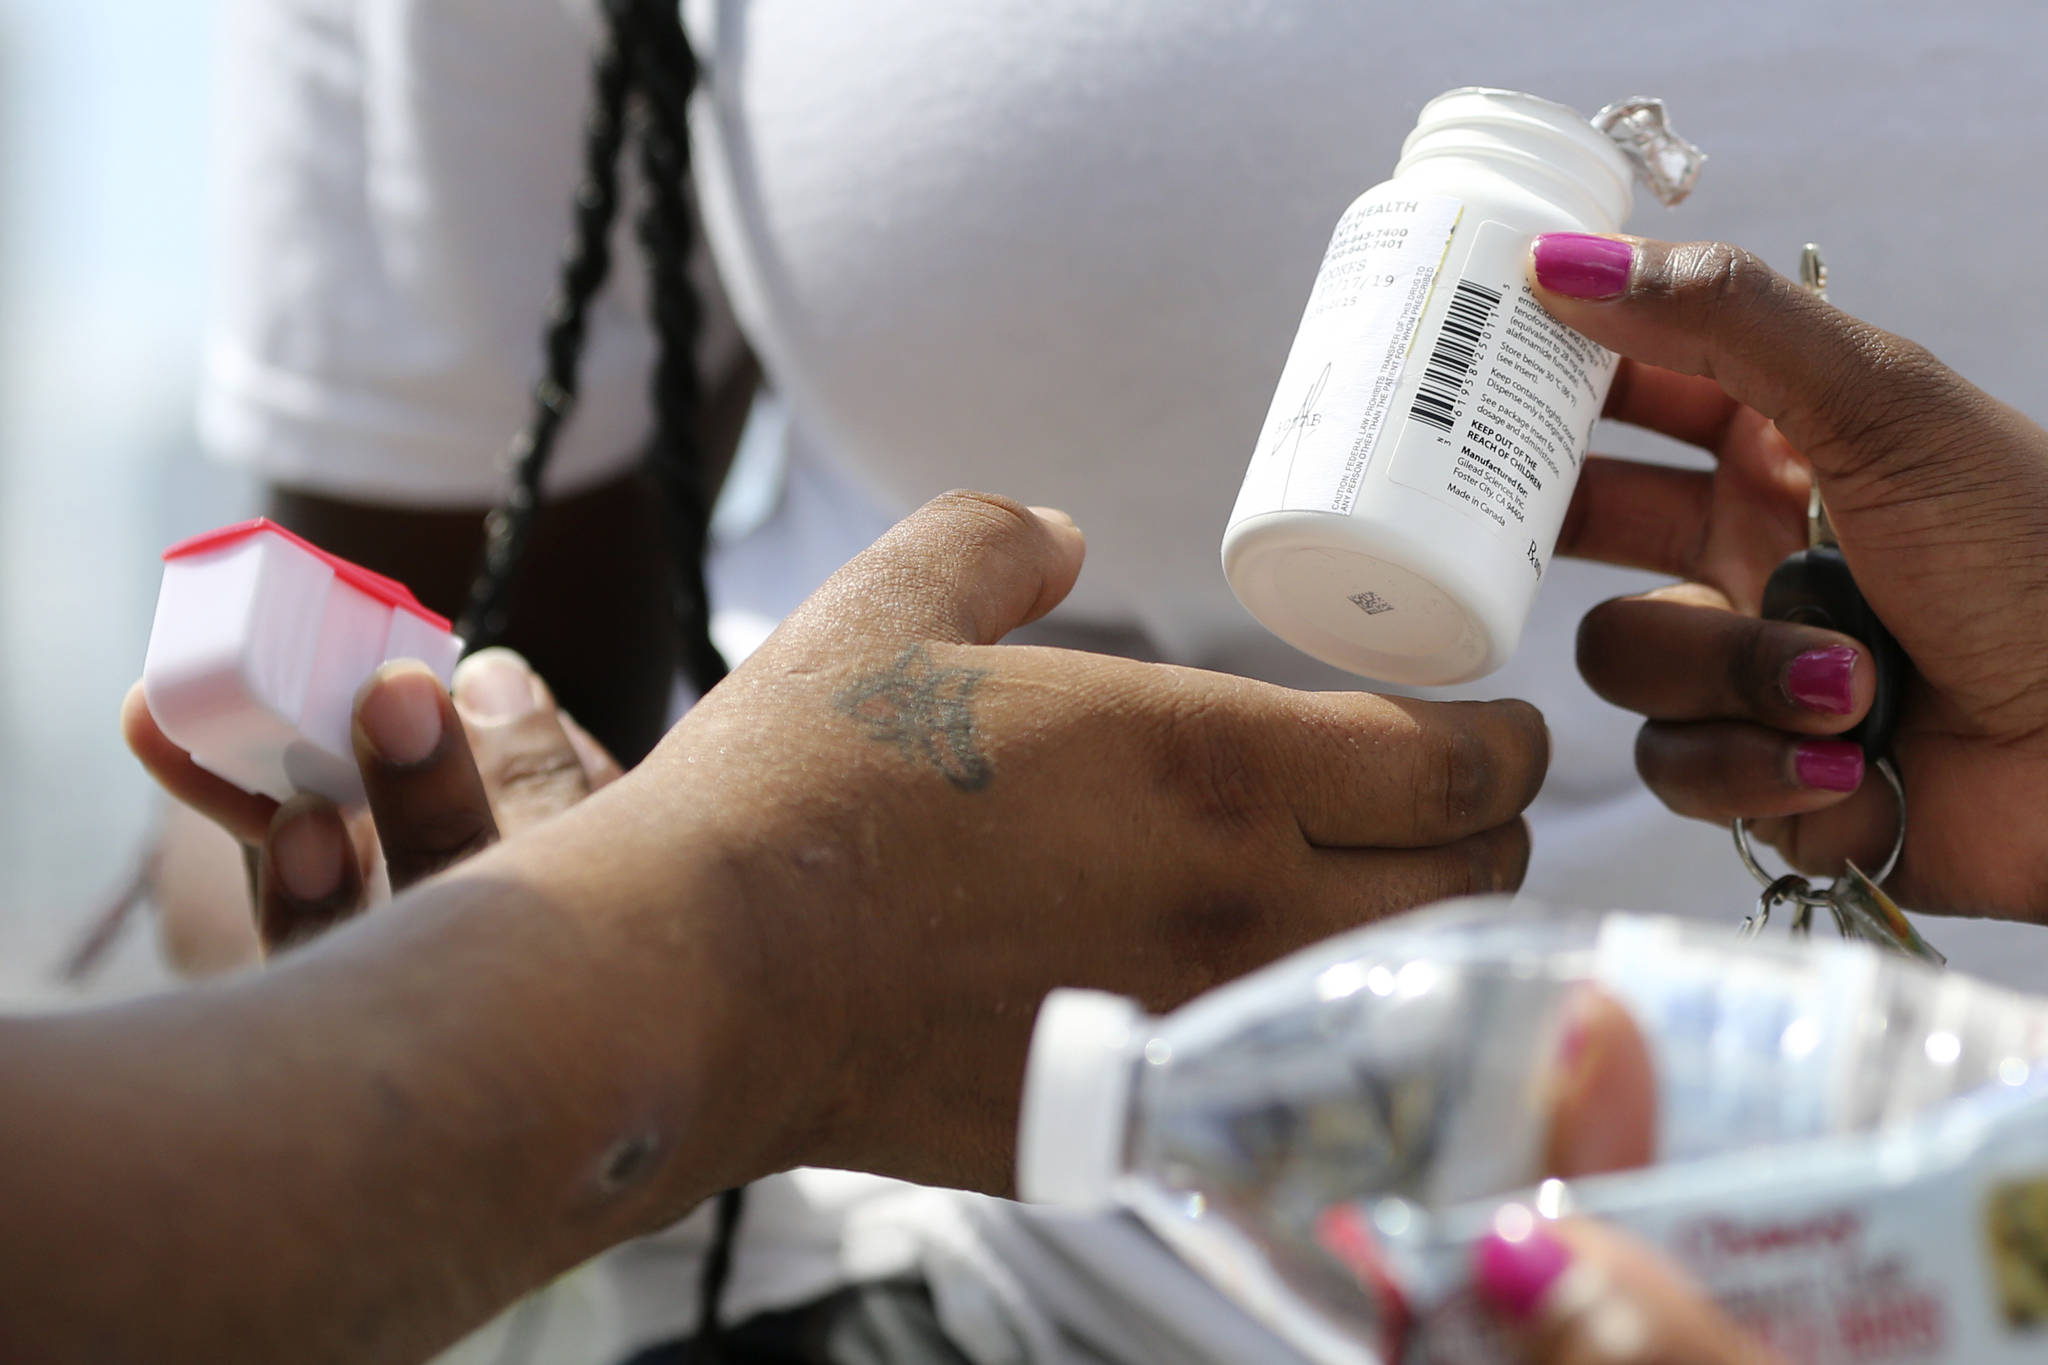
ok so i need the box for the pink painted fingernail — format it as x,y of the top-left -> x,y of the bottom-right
273,805 -> 345,901
1786,646 -> 1857,716
359,665 -> 445,766
1473,1208 -> 1573,1322
1532,234 -> 1634,299
1795,739 -> 1864,793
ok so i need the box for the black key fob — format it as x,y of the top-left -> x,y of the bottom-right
1759,547 -> 1905,760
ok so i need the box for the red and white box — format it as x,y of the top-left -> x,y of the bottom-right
142,519 -> 464,804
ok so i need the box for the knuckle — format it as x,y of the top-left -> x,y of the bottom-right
388,810 -> 495,872
1414,825 -> 1522,904
1574,602 -> 1629,699
1727,617 -> 1789,717
1658,241 -> 1777,322
1632,723 -> 1674,792
1494,699 -> 1549,798
1630,723 -> 1722,819
1698,242 -> 1774,312
1421,710 -> 1502,831
1153,694 -> 1280,838
484,744 -> 588,815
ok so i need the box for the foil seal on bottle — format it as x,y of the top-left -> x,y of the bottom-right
1592,97 -> 1706,206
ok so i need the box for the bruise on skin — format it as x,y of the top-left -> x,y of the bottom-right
594,1131 -> 662,1195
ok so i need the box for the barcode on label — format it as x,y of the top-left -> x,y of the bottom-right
1407,279 -> 1503,432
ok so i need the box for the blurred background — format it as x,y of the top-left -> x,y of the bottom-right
0,0 -> 246,999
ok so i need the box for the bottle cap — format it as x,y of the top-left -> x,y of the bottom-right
1015,989 -> 1142,1209
1591,97 -> 1706,207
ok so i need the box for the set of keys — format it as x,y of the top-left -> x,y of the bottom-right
1731,245 -> 1944,967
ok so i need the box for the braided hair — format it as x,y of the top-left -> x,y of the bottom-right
457,0 -> 743,1349
458,0 -> 725,702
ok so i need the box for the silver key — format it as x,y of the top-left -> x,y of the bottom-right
1825,860 -> 1946,966
1735,758 -> 1939,963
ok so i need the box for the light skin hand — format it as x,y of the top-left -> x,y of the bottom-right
1324,997 -> 1760,1364
1473,1214 -> 1785,1365
1542,234 -> 2048,918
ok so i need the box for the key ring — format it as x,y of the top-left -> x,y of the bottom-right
1732,755 -> 1905,897
1725,245 -> 1935,963
1740,872 -> 1818,936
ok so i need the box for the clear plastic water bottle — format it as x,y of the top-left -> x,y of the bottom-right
1016,899 -> 2048,1364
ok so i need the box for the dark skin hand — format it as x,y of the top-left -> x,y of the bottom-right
675,493 -> 1547,1191
1547,235 -> 2048,918
2,492 -> 1547,1363
140,512 -> 664,971
124,647 -> 618,952
142,354 -> 757,970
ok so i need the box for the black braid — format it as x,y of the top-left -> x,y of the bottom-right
603,8 -> 747,1339
458,0 -> 728,706
460,0 -> 744,1351
457,19 -> 629,648
616,0 -> 726,696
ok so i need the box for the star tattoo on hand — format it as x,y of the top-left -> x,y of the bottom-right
834,643 -> 995,792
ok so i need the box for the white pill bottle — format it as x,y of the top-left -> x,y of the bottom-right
1222,88 -> 1699,685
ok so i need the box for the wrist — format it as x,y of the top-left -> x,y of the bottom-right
481,767 -> 845,1224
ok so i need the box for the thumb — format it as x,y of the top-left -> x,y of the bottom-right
1526,234 -> 2048,546
803,491 -> 1087,645
450,648 -> 603,836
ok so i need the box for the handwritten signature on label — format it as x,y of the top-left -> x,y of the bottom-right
1270,362 -> 1331,460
